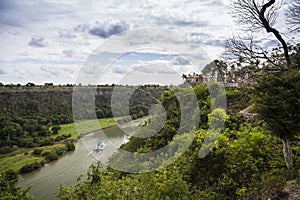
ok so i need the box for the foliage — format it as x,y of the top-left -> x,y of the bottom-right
0,117 -> 120,174
0,170 -> 34,199
207,108 -> 229,129
65,143 -> 75,151
252,69 -> 300,140
58,85 -> 300,199
0,85 -> 164,150
2,82 -> 300,199
45,152 -> 59,161
20,162 -> 42,173
252,69 -> 300,169
59,123 -> 298,199
51,125 -> 61,135
201,59 -> 228,81
32,148 -> 42,156
226,86 -> 253,113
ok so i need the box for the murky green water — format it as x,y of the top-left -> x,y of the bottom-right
18,118 -> 145,200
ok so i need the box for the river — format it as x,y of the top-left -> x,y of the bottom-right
18,118 -> 145,200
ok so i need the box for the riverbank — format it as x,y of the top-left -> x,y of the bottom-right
0,118 -> 116,174
17,117 -> 148,200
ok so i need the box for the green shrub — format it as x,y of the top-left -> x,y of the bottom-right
0,146 -> 15,154
0,170 -> 34,199
20,162 -> 41,173
38,138 -> 54,146
42,151 -> 58,161
54,135 -> 63,141
17,138 -> 35,148
55,146 -> 67,155
55,134 -> 71,142
51,125 -> 61,135
66,143 -> 75,151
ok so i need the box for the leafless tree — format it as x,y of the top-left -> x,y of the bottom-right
229,0 -> 291,69
224,35 -> 285,73
286,0 -> 300,32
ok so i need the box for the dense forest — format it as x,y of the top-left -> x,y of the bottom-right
0,85 -> 165,150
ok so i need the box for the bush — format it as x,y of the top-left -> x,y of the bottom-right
32,149 -> 43,156
54,134 -> 71,142
20,162 -> 41,173
117,117 -> 131,124
0,170 -> 34,199
17,138 -> 35,148
38,138 -> 54,146
131,114 -> 138,120
42,151 -> 59,161
51,125 -> 61,135
66,143 -> 75,151
0,146 -> 15,154
54,135 -> 63,141
56,146 -> 67,155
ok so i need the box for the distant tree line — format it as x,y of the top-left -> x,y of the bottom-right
0,85 -> 166,151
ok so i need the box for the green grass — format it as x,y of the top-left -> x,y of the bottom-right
1,118 -> 117,173
0,151 -> 44,173
53,118 -> 116,139
0,144 -> 69,173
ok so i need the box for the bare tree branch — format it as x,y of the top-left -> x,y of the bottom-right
286,0 -> 300,32
224,35 -> 284,71
231,0 -> 281,31
258,0 -> 291,69
230,0 -> 291,69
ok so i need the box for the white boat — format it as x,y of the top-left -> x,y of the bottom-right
93,140 -> 106,152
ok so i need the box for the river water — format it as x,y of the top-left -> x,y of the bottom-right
18,118 -> 144,200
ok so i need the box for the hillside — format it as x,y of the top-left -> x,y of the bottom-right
58,84 -> 300,200
0,83 -> 300,199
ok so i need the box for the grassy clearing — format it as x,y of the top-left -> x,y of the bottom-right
0,150 -> 44,173
0,144 -> 69,173
51,118 -> 116,139
1,118 -> 117,173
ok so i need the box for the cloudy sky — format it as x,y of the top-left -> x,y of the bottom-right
0,0 -> 294,85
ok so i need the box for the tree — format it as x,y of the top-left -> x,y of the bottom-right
228,0 -> 291,70
202,59 -> 228,81
26,82 -> 35,87
225,35 -> 285,73
51,125 -> 61,135
0,170 -> 34,199
291,44 -> 300,69
286,0 -> 300,32
252,69 -> 300,169
229,1 -> 300,169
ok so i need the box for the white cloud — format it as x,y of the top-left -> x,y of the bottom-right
0,0 -> 294,84
112,66 -> 130,74
58,31 -> 77,39
28,37 -> 48,48
172,56 -> 190,65
62,49 -> 74,57
88,21 -> 129,38
0,68 -> 6,74
0,62 -> 79,84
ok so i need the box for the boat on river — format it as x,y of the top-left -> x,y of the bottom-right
93,140 -> 106,152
